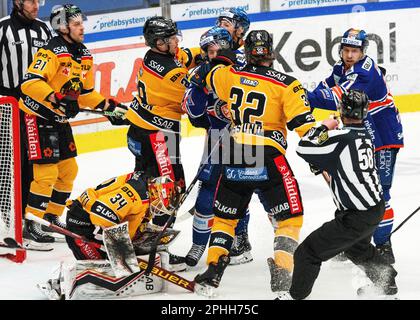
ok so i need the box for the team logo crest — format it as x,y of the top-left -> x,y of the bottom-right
317,131 -> 329,145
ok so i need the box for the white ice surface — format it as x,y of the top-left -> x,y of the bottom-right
1,112 -> 419,300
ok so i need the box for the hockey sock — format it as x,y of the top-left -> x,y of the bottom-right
207,217 -> 238,265
274,215 -> 303,272
373,205 -> 394,245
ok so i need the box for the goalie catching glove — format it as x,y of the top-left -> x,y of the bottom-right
52,93 -> 80,118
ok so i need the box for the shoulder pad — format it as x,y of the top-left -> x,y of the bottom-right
358,57 -> 374,73
44,37 -> 68,55
263,68 -> 296,86
144,50 -> 183,78
80,44 -> 92,58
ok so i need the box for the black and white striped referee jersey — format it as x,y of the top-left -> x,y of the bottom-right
0,10 -> 51,97
296,123 -> 383,212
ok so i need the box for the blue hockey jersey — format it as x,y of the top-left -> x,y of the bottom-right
307,56 -> 404,151
182,49 -> 245,131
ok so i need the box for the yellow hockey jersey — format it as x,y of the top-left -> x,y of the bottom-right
75,172 -> 150,239
19,35 -> 105,122
206,64 -> 315,154
126,47 -> 201,133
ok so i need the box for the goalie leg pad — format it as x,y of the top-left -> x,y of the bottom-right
61,254 -> 165,300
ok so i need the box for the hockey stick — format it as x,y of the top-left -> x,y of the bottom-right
145,129 -> 227,275
174,205 -> 196,223
25,212 -> 198,293
390,205 -> 420,237
137,257 -> 195,292
79,108 -> 125,118
25,213 -> 100,248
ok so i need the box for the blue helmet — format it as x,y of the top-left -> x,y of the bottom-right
216,8 -> 250,34
200,27 -> 232,52
340,28 -> 369,53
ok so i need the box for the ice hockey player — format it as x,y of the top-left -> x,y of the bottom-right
216,7 -> 250,52
125,16 -> 201,228
306,28 -> 404,264
214,8 -> 254,265
186,8 -> 253,266
19,4 -> 127,251
182,26 -> 252,267
38,171 -> 183,299
277,90 -> 398,300
189,30 -> 315,296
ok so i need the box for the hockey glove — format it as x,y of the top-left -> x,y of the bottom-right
52,93 -> 80,119
212,49 -> 237,66
105,99 -> 129,125
309,163 -> 322,176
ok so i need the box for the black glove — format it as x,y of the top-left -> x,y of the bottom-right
52,93 -> 79,118
105,98 -> 128,125
309,163 -> 322,176
212,49 -> 237,66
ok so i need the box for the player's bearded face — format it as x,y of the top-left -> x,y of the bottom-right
68,17 -> 85,43
341,46 -> 363,68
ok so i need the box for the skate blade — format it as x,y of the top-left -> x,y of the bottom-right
194,283 -> 217,298
37,283 -> 62,300
357,285 -> 399,300
229,252 -> 253,266
23,240 -> 54,252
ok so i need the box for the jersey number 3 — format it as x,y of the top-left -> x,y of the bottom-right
230,87 -> 267,126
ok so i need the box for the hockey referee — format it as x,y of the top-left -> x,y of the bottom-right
0,0 -> 52,244
277,90 -> 398,300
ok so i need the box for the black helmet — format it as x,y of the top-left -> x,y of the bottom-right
143,16 -> 178,48
244,30 -> 273,60
339,89 -> 369,120
50,4 -> 85,33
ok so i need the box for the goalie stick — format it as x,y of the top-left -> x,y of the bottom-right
25,213 -> 199,293
145,128 -> 229,275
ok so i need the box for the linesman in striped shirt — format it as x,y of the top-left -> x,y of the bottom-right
277,90 -> 398,300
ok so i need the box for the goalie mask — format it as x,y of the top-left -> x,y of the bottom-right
148,176 -> 179,217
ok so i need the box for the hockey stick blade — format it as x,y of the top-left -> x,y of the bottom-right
175,206 -> 195,223
2,238 -> 23,249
